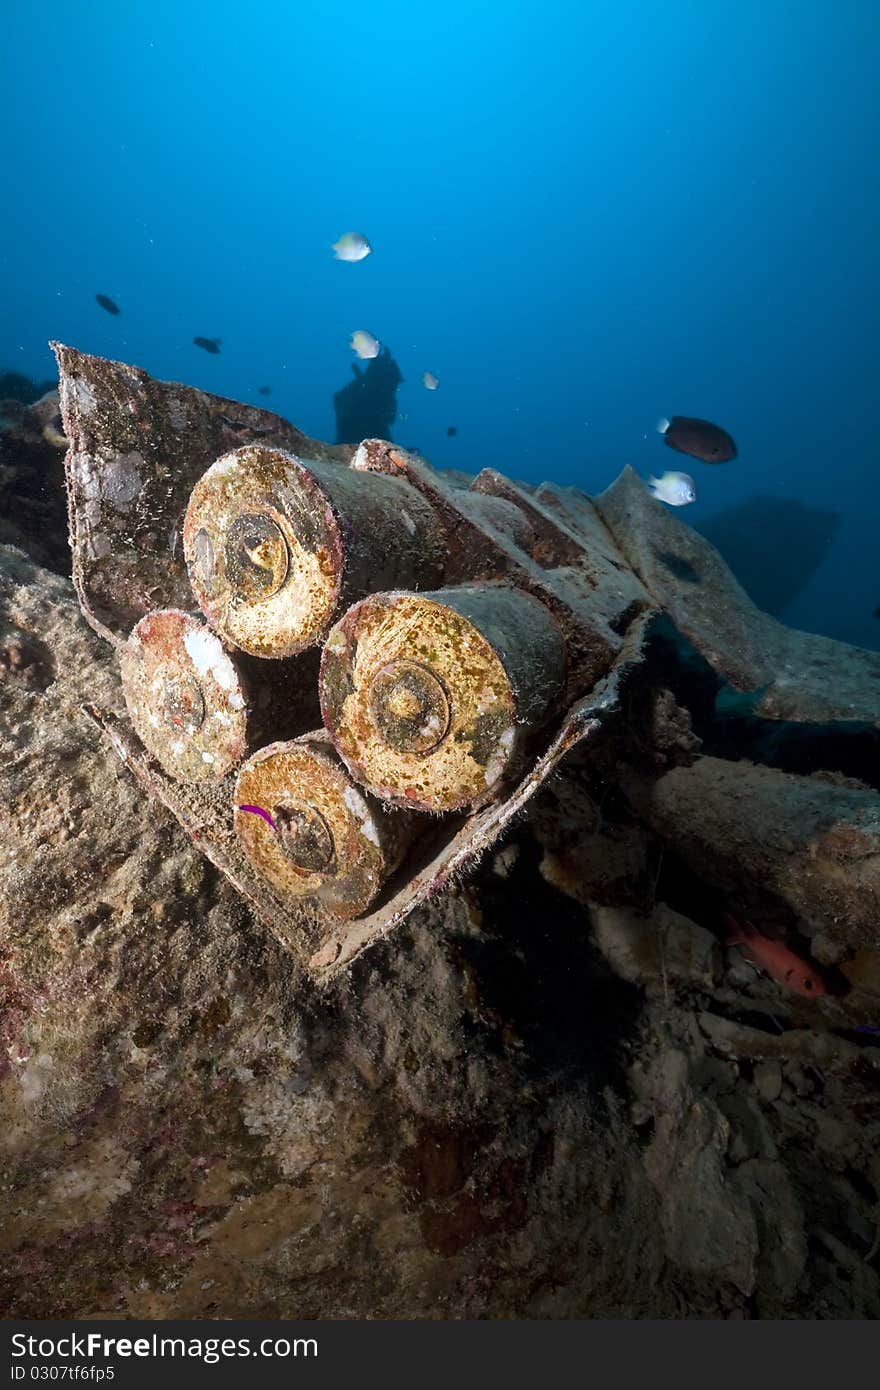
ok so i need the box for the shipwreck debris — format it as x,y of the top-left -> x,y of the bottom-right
621,755 -> 880,952
0,388 -> 68,573
698,1012 -> 880,1074
55,347 -> 880,981
596,465 -> 880,727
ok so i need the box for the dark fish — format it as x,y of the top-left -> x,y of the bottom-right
446,425 -> 457,436
258,385 -> 272,396
873,607 -> 880,620
658,415 -> 737,463
95,293 -> 121,316
193,336 -> 222,354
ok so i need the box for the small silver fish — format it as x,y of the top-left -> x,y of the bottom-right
648,471 -> 697,506
423,371 -> 439,390
350,330 -> 380,359
333,232 -> 372,262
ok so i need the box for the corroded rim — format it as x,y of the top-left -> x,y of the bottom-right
274,801 -> 336,873
183,447 -> 344,658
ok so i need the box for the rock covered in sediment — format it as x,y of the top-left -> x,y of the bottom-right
621,755 -> 880,952
631,1046 -> 816,1305
589,903 -> 721,993
0,390 -> 69,574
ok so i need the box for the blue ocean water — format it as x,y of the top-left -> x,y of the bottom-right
2,1 -> 877,648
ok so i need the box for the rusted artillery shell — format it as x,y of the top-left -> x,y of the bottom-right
233,735 -> 416,920
320,584 -> 567,812
120,609 -> 319,782
183,444 -> 445,658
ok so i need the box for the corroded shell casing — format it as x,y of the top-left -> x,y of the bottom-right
319,584 -> 567,813
120,609 -> 319,782
183,445 -> 444,658
120,609 -> 253,781
233,734 -> 416,920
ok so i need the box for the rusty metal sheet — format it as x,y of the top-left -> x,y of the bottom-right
596,465 -> 880,727
53,342 -> 354,645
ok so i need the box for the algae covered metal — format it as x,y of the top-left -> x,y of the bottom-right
119,608 -> 320,782
53,341 -> 353,646
320,583 -> 567,812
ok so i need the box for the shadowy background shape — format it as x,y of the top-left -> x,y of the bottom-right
694,496 -> 839,619
333,346 -> 403,445
0,370 -> 68,573
0,370 -> 56,405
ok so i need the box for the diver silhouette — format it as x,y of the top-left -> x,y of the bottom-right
333,346 -> 403,445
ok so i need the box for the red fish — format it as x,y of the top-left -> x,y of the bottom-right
723,914 -> 827,998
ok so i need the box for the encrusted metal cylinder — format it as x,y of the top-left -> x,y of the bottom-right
320,584 -> 566,812
233,734 -> 416,920
120,609 -> 319,782
183,444 -> 445,658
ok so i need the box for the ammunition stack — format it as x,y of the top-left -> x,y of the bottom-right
118,438 -> 649,923
62,348 -> 880,983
